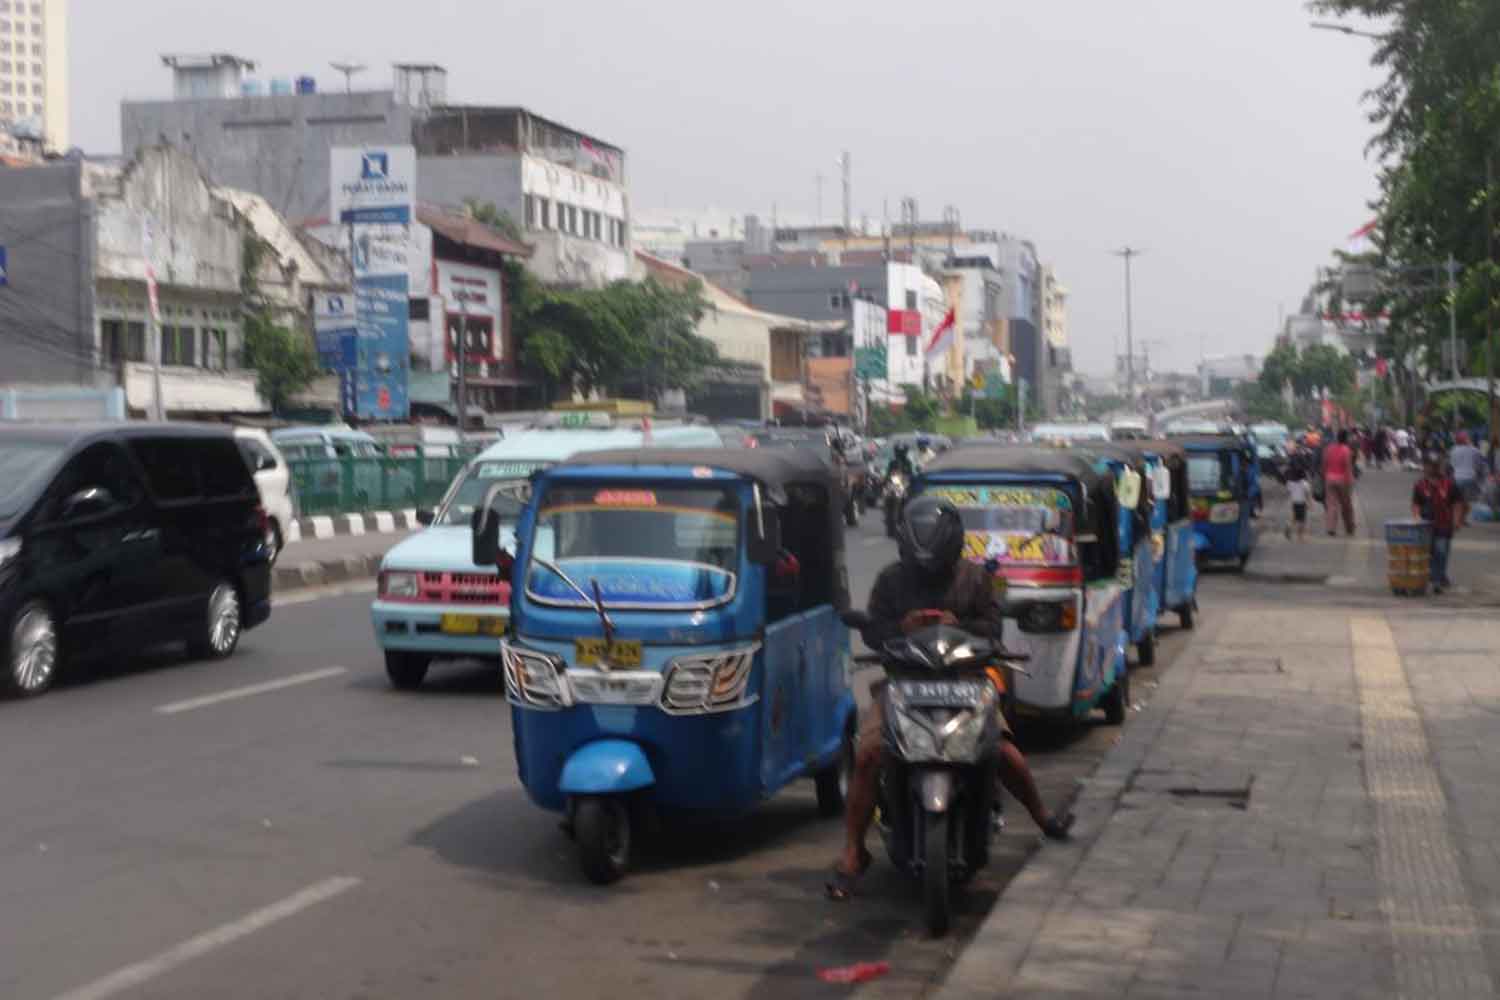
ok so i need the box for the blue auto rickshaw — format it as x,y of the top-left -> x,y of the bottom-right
1078,444 -> 1162,667
919,447 -> 1132,725
472,447 -> 857,884
1119,440 -> 1199,630
1181,434 -> 1258,570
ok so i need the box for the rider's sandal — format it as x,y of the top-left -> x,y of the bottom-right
825,847 -> 873,901
1041,811 -> 1075,841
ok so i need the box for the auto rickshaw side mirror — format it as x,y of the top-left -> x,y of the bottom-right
747,506 -> 782,564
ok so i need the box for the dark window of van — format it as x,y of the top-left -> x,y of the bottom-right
43,442 -> 143,522
199,438 -> 257,499
129,438 -> 203,502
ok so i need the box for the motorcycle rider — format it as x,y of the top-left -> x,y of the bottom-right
828,495 -> 1074,900
915,435 -> 938,468
886,442 -> 916,481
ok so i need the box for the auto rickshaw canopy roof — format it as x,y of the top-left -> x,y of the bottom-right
921,445 -> 1113,492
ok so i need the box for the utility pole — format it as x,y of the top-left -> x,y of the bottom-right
456,292 -> 468,440
839,151 -> 851,235
1488,154 -> 1496,458
815,171 -> 824,226
1446,253 -> 1461,381
1113,247 -> 1144,405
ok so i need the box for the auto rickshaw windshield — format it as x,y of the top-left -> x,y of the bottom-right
526,484 -> 742,608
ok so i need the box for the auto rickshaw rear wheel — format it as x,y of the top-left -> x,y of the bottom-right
815,721 -> 855,817
1103,670 -> 1129,725
1136,633 -> 1156,667
1178,604 -> 1195,630
575,795 -> 631,885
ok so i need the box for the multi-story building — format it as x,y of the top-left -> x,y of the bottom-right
0,0 -> 67,151
122,59 -> 631,288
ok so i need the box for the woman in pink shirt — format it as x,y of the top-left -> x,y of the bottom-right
1322,429 -> 1357,535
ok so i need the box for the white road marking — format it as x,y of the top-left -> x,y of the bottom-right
272,580 -> 376,607
154,667 -> 349,715
50,876 -> 361,1000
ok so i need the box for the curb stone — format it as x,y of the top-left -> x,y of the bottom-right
933,610 -> 1225,999
273,553 -> 382,593
285,509 -> 420,544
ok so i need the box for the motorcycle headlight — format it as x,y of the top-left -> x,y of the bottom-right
379,570 -> 420,599
938,684 -> 998,761
1209,502 -> 1240,524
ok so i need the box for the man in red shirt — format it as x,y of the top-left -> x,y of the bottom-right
1413,456 -> 1467,593
1322,429 -> 1358,536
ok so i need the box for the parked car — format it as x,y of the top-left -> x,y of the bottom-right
234,427 -> 295,561
372,419 -> 724,689
0,423 -> 273,698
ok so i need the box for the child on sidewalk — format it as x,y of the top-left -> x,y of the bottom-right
1285,466 -> 1311,541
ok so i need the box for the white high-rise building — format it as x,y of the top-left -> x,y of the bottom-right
0,0 -> 67,151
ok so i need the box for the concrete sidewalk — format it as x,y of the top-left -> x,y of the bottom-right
937,598 -> 1500,999
272,528 -> 413,591
1245,466 -> 1500,602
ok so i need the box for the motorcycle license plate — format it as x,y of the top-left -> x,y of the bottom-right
896,679 -> 987,707
440,614 -> 505,636
575,638 -> 643,668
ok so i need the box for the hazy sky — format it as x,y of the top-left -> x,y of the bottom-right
74,0 -> 1385,376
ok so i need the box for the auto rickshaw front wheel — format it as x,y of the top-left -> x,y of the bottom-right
1136,633 -> 1156,667
1178,604 -> 1195,630
575,795 -> 632,885
1103,671 -> 1130,725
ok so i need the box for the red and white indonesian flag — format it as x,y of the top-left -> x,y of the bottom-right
1347,220 -> 1378,256
924,308 -> 956,360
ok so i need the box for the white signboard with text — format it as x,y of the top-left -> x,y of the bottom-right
331,146 -> 415,225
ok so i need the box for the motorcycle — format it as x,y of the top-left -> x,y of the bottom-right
842,609 -> 1023,936
883,471 -> 909,537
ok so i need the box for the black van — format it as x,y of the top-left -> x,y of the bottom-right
0,423 -> 273,697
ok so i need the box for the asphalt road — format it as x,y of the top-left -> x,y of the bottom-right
1,514 -> 1208,1000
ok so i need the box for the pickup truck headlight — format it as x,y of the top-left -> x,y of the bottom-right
379,570 -> 420,598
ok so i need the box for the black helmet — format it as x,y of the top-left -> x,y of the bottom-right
893,443 -> 910,457
897,495 -> 966,578
916,435 -> 932,450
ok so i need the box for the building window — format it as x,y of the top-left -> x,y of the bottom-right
0,100 -> 9,112
31,42 -> 39,55
906,335 -> 917,356
161,326 -> 196,366
537,197 -> 550,230
30,81 -> 39,95
524,194 -> 536,229
29,22 -> 38,35
905,290 -> 917,310
101,320 -> 147,364
200,329 -> 227,369
30,60 -> 39,74
566,204 -> 578,235
30,2 -> 39,13
829,292 -> 845,311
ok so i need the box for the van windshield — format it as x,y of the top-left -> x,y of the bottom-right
926,484 -> 1078,567
434,460 -> 550,526
526,484 -> 740,608
0,440 -> 66,518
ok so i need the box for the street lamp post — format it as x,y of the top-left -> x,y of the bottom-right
1113,246 -> 1143,405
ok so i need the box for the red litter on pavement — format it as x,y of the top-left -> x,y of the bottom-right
817,961 -> 890,984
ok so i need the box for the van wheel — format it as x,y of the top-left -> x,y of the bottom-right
190,582 -> 242,660
816,722 -> 855,817
575,796 -> 632,885
1136,633 -> 1156,667
265,520 -> 284,564
1103,670 -> 1130,725
4,601 -> 60,697
385,652 -> 430,690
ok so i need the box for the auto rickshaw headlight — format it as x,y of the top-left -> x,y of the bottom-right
661,645 -> 761,713
1209,502 -> 1240,524
1018,600 -> 1077,633
501,641 -> 572,709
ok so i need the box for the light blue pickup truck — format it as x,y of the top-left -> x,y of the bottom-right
371,418 -> 724,689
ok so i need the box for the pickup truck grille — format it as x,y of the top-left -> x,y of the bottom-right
416,571 -> 509,604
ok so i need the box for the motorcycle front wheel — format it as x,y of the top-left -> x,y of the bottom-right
923,810 -> 951,937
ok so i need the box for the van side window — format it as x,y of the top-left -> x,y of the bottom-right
129,438 -> 203,502
48,442 -> 142,521
200,438 -> 257,499
238,438 -> 278,472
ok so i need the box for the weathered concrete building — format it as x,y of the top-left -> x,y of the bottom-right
123,59 -> 628,288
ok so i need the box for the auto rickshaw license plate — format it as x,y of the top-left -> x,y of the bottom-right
575,638 -> 643,668
440,614 -> 506,636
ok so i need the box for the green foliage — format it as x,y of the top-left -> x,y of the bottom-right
1309,0 -> 1500,386
1257,341 -> 1356,398
463,199 -> 527,246
502,254 -> 721,400
1235,381 -> 1295,425
242,313 -> 319,415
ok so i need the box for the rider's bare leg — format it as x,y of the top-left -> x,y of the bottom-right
837,741 -> 881,875
998,738 -> 1055,830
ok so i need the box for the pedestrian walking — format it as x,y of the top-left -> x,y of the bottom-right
1285,465 -> 1311,541
1374,426 -> 1389,469
1449,431 -> 1489,510
1412,455 -> 1468,594
1322,430 -> 1358,536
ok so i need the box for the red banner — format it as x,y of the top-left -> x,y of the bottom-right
886,309 -> 921,336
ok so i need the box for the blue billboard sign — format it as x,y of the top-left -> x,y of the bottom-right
352,270 -> 410,421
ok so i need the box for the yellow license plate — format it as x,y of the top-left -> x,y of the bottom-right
440,614 -> 506,636
574,638 -> 643,668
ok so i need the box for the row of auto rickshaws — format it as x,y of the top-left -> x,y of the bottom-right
466,433 -> 1252,886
